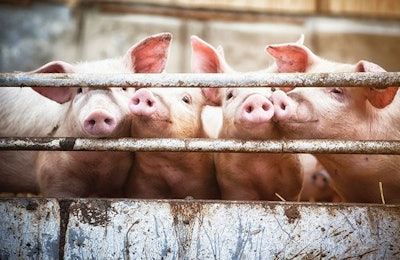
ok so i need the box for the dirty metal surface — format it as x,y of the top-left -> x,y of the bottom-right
0,198 -> 399,259
1,72 -> 399,89
2,137 -> 400,154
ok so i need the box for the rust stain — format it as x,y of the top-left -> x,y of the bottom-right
26,201 -> 38,211
59,137 -> 76,151
284,205 -> 301,224
71,200 -> 111,227
169,200 -> 203,226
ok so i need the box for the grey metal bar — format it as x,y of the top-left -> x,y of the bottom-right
1,137 -> 400,154
0,72 -> 399,88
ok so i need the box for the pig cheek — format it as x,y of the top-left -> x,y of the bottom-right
171,106 -> 200,138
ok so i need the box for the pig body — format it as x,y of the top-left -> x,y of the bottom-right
125,87 -> 220,199
215,87 -> 303,201
0,88 -> 61,194
0,33 -> 172,196
299,154 -> 341,202
268,40 -> 400,203
36,87 -> 134,197
191,36 -> 303,201
0,88 -> 61,137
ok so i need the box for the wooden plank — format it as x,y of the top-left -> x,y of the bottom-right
0,198 -> 399,258
85,0 -> 317,14
320,0 -> 400,19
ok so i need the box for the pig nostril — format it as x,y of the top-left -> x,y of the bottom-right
281,103 -> 286,110
262,104 -> 270,111
245,106 -> 253,113
133,98 -> 140,105
104,118 -> 111,125
147,100 -> 154,107
88,119 -> 96,127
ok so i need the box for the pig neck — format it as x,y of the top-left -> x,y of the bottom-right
37,150 -> 132,197
315,154 -> 400,203
218,121 -> 282,140
134,151 -> 214,177
215,152 -> 302,201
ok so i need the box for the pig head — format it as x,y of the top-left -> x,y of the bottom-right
191,35 -> 303,200
0,33 -> 172,196
125,86 -> 220,199
267,39 -> 400,203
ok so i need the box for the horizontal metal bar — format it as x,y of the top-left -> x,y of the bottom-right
0,72 -> 399,88
1,137 -> 400,154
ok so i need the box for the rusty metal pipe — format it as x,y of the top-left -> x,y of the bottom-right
1,137 -> 400,154
0,72 -> 399,89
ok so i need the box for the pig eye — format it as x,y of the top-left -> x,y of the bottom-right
77,88 -> 83,94
330,88 -> 343,94
226,90 -> 234,100
122,87 -> 127,91
182,95 -> 191,104
271,87 -> 276,92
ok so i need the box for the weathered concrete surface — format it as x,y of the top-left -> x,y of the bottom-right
0,198 -> 399,259
0,199 -> 60,259
2,2 -> 400,73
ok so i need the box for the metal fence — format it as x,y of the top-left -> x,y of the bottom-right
1,72 -> 400,154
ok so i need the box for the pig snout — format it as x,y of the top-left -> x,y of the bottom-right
312,170 -> 329,189
84,110 -> 117,136
271,90 -> 293,121
240,95 -> 274,123
129,89 -> 157,116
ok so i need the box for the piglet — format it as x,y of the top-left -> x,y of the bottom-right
125,87 -> 220,199
267,39 -> 400,203
299,154 -> 341,202
191,36 -> 303,201
0,33 -> 172,196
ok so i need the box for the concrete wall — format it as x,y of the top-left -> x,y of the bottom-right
1,198 -> 399,259
1,2 -> 400,73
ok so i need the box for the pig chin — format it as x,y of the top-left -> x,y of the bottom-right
131,116 -> 173,138
233,120 -> 275,138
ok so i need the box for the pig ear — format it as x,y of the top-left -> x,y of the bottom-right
216,45 -> 225,58
296,34 -> 305,45
266,44 -> 313,73
30,61 -> 75,104
30,60 -> 75,73
31,87 -> 73,104
202,88 -> 222,106
356,60 -> 398,108
191,35 -> 232,73
125,32 -> 172,73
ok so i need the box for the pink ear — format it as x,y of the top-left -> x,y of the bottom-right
191,36 -> 222,73
125,32 -> 172,73
31,87 -> 73,104
356,60 -> 398,108
202,88 -> 222,106
30,61 -> 75,73
191,35 -> 235,73
296,34 -> 305,45
29,61 -> 75,104
266,44 -> 310,73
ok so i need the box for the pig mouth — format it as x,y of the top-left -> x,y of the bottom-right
282,119 -> 319,124
134,114 -> 172,124
235,120 -> 274,129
